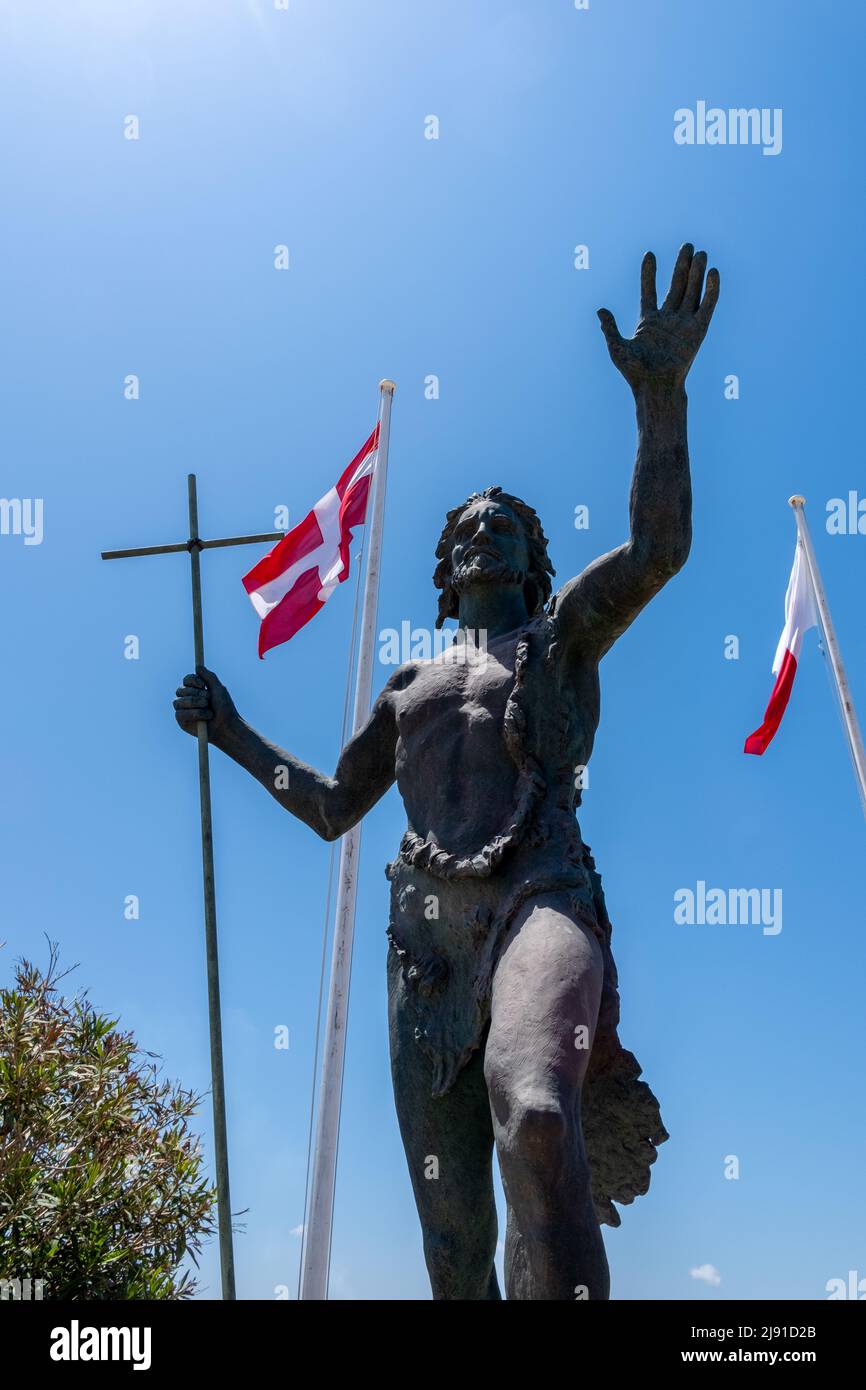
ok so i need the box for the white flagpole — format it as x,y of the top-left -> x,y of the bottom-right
300,380 -> 395,1300
789,495 -> 866,819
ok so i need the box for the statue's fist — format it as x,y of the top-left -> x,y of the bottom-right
174,666 -> 238,738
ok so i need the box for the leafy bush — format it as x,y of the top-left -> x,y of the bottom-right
0,944 -> 216,1299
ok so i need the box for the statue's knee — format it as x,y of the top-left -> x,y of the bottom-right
501,1092 -> 572,1167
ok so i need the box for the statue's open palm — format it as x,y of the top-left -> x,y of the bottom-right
598,243 -> 719,391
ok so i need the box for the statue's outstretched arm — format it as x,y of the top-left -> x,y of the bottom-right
174,665 -> 398,841
556,244 -> 719,660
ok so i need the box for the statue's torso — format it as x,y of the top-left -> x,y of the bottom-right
391,623 -> 600,858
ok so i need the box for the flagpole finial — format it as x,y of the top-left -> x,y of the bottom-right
379,379 -> 396,394
789,494 -> 806,508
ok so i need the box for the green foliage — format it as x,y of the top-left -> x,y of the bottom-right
0,944 -> 216,1299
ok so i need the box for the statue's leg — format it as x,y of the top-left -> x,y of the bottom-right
484,890 -> 609,1301
387,950 -> 501,1300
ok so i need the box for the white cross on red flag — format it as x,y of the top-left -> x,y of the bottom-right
242,424 -> 379,657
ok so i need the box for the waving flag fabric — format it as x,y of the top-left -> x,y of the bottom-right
243,425 -> 379,657
744,539 -> 818,755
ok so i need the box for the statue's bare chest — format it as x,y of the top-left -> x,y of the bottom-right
394,640 -> 518,757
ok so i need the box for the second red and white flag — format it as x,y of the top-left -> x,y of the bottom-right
744,539 -> 818,756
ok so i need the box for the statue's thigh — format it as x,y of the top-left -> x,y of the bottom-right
387,949 -> 495,1205
485,891 -> 604,1109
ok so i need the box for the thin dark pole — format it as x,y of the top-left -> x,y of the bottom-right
187,472 -> 236,1301
101,484 -> 281,1299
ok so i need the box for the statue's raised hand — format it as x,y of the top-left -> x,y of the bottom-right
597,243 -> 719,392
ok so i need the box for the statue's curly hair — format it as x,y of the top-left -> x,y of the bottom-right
433,486 -> 556,629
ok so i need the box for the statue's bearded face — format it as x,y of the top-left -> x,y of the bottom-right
449,498 -> 531,594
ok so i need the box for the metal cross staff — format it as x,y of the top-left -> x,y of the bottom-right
102,475 -> 282,1300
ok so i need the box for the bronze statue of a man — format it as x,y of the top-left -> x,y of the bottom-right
174,244 -> 719,1300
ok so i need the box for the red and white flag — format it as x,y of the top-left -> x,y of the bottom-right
744,540 -> 818,755
242,425 -> 379,657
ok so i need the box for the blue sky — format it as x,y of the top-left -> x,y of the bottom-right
2,0 -> 865,1300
